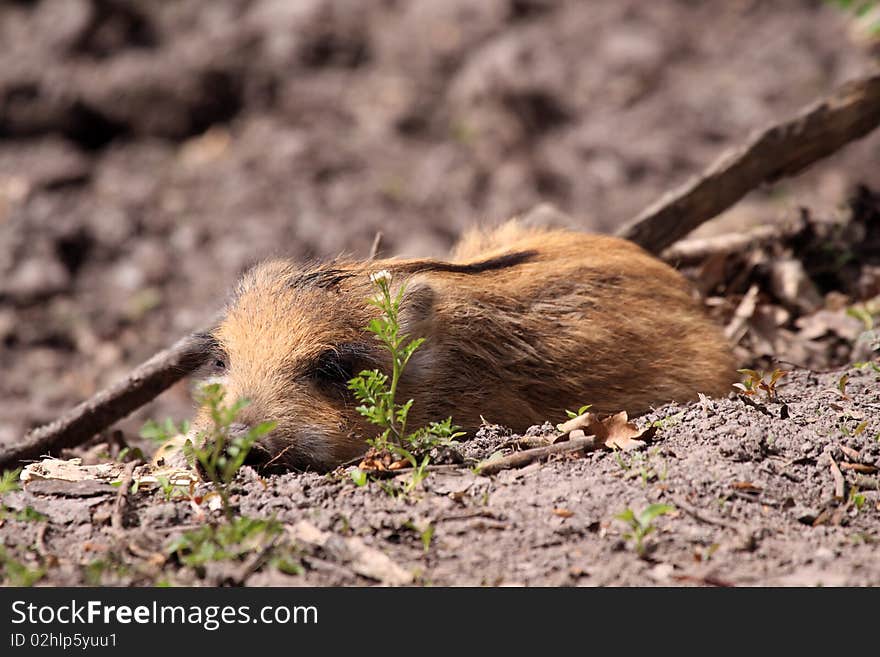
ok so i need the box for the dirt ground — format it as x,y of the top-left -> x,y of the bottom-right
1,0 -> 880,586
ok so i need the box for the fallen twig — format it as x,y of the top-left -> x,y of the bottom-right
618,72 -> 880,254
368,231 -> 384,260
111,461 -> 138,534
0,326 -> 217,471
475,436 -> 598,476
829,456 -> 846,500
837,443 -> 862,463
725,284 -> 759,342
438,510 -> 503,523
661,221 -> 802,264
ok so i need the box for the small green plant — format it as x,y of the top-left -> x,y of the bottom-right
181,383 -> 276,521
11,507 -> 48,523
853,359 -> 880,373
347,270 -> 463,491
650,411 -> 684,431
564,404 -> 593,420
734,368 -> 787,400
403,520 -> 435,554
350,468 -> 368,487
849,488 -> 867,512
155,476 -> 192,501
419,524 -> 435,553
140,417 -> 191,445
167,516 -> 283,569
0,468 -> 47,522
0,546 -> 45,587
614,450 -> 667,486
837,373 -> 850,399
0,468 -> 21,496
615,503 -> 675,556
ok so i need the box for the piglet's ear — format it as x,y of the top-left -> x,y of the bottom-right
399,280 -> 436,338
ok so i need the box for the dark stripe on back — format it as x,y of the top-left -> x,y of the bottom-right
289,268 -> 357,290
394,249 -> 538,275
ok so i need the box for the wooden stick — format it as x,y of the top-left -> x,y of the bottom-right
475,436 -> 598,476
368,231 -> 384,260
618,72 -> 880,254
111,460 -> 138,534
0,329 -> 215,470
829,456 -> 847,500
661,221 -> 801,264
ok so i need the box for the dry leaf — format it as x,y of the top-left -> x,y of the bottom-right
597,411 -> 650,451
358,448 -> 409,472
558,411 -> 652,451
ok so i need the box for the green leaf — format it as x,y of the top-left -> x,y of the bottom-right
637,503 -> 675,528
615,508 -> 636,526
0,468 -> 22,496
350,468 -> 368,487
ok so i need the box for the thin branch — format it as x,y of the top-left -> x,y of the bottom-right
368,231 -> 384,260
0,327 -> 216,470
111,460 -> 138,534
475,436 -> 598,476
618,72 -> 880,254
829,456 -> 846,500
661,221 -> 802,264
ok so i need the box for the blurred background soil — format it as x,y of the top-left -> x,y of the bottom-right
1,0 -> 879,448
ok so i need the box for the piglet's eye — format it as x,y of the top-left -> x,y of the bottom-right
214,359 -> 226,370
311,349 -> 356,386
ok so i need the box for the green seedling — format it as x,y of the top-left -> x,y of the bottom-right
837,373 -> 850,399
564,404 -> 593,419
849,488 -> 867,512
155,476 -> 192,502
615,503 -> 675,556
350,468 -> 368,487
734,368 -> 787,400
167,516 -> 282,569
404,520 -> 435,554
347,270 -> 463,492
0,547 -> 45,587
650,411 -> 684,431
0,468 -> 44,522
0,468 -> 21,495
140,418 -> 191,445
181,383 -> 276,522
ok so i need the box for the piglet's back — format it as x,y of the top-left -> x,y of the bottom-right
395,226 -> 735,432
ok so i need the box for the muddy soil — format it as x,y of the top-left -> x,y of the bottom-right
1,1 -> 880,586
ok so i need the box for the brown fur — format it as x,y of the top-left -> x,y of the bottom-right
188,222 -> 736,471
